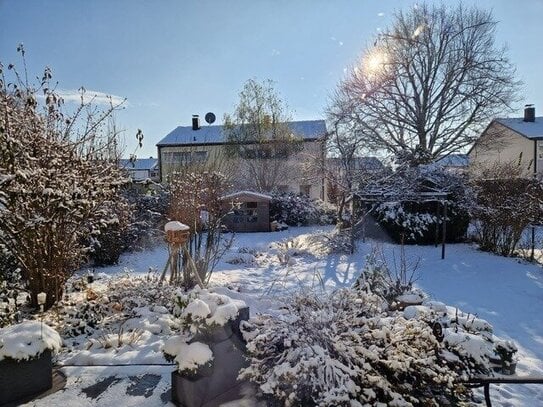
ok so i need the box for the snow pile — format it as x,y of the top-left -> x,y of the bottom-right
0,321 -> 62,361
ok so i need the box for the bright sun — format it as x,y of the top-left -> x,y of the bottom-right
364,49 -> 388,75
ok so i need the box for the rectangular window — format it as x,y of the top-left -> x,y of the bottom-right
299,185 -> 311,196
162,151 -> 191,165
193,151 -> 208,162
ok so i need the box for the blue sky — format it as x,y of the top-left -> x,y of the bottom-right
2,0 -> 543,158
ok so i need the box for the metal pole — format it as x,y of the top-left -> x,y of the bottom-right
531,226 -> 535,262
441,201 -> 447,260
434,200 -> 439,248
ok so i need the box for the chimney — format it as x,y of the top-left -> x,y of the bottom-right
192,115 -> 200,130
524,104 -> 535,122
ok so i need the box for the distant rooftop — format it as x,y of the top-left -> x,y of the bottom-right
156,120 -> 327,147
495,117 -> 543,139
435,154 -> 469,167
119,157 -> 158,170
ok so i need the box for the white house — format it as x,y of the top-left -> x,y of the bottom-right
469,106 -> 543,176
119,157 -> 159,181
156,117 -> 327,200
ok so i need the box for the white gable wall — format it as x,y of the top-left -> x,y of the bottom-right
469,122 -> 536,176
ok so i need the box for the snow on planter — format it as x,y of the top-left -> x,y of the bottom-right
163,337 -> 213,373
0,321 -> 62,361
166,288 -> 250,407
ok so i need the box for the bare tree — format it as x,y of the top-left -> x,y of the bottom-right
331,3 -> 519,165
223,79 -> 303,192
167,170 -> 232,288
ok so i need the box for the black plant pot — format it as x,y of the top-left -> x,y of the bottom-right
171,307 -> 250,407
0,349 -> 53,405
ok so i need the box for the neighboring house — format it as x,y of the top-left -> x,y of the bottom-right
156,116 -> 327,200
119,157 -> 159,181
432,154 -> 469,174
324,156 -> 384,199
469,106 -> 543,175
326,156 -> 384,173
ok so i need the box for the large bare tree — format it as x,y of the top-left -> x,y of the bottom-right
331,3 -> 519,165
223,79 -> 303,192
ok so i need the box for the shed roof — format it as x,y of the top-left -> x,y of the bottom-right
157,120 -> 327,147
221,191 -> 273,201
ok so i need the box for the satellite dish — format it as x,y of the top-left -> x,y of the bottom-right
205,112 -> 216,125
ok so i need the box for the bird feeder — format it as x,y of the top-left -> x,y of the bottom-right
163,221 -> 191,286
164,221 -> 190,245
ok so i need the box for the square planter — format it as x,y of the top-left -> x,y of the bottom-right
0,349 -> 53,405
171,306 -> 250,407
171,335 -> 249,407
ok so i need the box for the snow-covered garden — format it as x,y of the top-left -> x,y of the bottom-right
3,3 -> 543,406
1,226 -> 539,406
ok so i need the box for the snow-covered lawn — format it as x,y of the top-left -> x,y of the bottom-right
25,226 -> 543,406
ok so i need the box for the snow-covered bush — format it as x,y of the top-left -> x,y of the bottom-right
88,198 -> 132,266
172,287 -> 247,334
122,184 -> 170,251
240,290 -> 471,406
354,246 -> 421,306
88,184 -> 170,266
470,163 -> 543,256
0,270 -> 29,327
270,192 -> 335,226
403,302 -> 518,375
0,321 -> 62,361
48,272 -> 178,338
0,51 -> 130,309
367,165 -> 470,244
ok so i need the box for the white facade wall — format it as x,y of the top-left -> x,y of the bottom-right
469,122 -> 536,175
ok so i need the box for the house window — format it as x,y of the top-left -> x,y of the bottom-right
193,151 -> 208,162
299,184 -> 311,196
276,185 -> 288,193
163,151 -> 191,165
246,202 -> 258,209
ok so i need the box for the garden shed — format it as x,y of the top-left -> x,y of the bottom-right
221,191 -> 272,232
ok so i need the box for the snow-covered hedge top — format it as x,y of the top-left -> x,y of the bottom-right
174,288 -> 247,334
0,321 -> 62,361
164,221 -> 190,232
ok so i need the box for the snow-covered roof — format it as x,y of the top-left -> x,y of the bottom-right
119,158 -> 158,170
494,117 -> 543,139
221,191 -> 272,201
157,120 -> 327,147
435,154 -> 469,168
